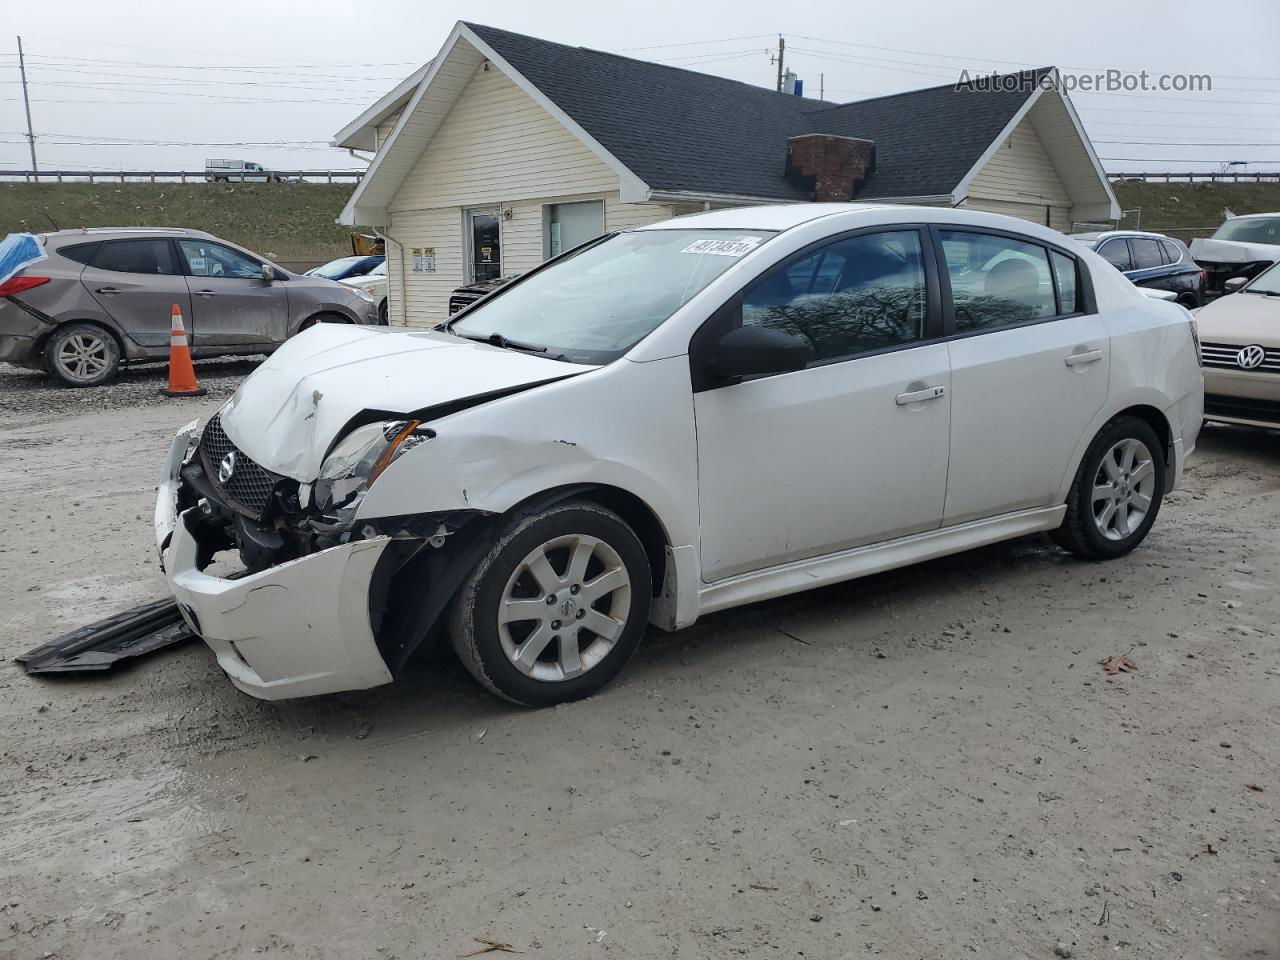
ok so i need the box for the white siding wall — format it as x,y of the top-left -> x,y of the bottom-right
373,110 -> 403,151
965,116 -> 1071,230
380,65 -> 675,327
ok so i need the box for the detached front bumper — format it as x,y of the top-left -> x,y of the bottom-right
155,423 -> 394,700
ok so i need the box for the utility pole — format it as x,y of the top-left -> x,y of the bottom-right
820,73 -> 825,100
774,35 -> 785,92
17,36 -> 38,180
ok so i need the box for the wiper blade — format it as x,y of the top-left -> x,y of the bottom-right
454,330 -> 548,353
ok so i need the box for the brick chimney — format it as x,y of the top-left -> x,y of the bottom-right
784,134 -> 876,202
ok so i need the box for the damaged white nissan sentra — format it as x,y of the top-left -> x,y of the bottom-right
155,204 -> 1203,705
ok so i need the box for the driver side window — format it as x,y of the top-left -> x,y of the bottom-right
179,239 -> 261,279
742,230 -> 927,364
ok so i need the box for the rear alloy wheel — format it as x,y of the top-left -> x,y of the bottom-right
450,501 -> 652,706
1052,416 -> 1166,560
44,323 -> 120,387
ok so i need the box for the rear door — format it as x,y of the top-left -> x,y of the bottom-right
1126,236 -> 1174,292
176,239 -> 288,347
937,228 -> 1109,525
80,238 -> 192,349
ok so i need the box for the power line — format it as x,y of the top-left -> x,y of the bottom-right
1095,139 -> 1280,147
614,34 -> 774,52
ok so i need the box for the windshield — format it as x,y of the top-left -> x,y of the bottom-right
1244,260 -> 1280,295
1212,217 -> 1280,245
311,257 -> 364,279
370,261 -> 387,276
449,229 -> 775,363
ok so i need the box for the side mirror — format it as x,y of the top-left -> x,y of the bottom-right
261,263 -> 279,282
1224,276 -> 1248,294
709,325 -> 812,379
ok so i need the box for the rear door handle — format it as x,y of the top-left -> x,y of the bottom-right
1065,348 -> 1103,367
95,286 -> 120,295
895,384 -> 946,405
194,289 -> 216,298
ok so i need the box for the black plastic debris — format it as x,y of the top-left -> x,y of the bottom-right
16,598 -> 195,674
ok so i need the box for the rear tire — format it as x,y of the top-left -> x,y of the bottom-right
1052,416 -> 1166,560
449,501 -> 652,706
44,323 -> 121,388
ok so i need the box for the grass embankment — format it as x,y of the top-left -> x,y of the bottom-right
1111,181 -> 1280,242
0,182 -> 358,269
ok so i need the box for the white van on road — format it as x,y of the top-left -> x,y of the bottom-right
155,204 -> 1203,706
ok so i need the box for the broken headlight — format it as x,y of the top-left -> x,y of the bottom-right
313,420 -> 432,526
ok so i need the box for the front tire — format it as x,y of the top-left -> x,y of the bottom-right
44,323 -> 121,387
1052,416 -> 1166,560
449,501 -> 652,706
378,299 -> 388,325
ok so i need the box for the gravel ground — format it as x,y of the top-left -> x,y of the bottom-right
0,383 -> 1277,960
0,359 -> 261,428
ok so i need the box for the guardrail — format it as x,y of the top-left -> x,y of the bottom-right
0,169 -> 365,183
1108,171 -> 1280,183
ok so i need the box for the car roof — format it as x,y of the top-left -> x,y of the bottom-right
1225,212 -> 1280,220
1070,229 -> 1184,244
640,203 -> 891,232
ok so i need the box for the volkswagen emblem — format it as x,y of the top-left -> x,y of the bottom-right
1237,344 -> 1266,370
218,451 -> 237,484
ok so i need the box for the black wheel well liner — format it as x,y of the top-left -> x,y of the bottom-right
370,483 -> 671,675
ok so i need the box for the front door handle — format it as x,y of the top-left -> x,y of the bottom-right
1065,348 -> 1103,367
95,286 -> 120,295
194,289 -> 216,298
895,384 -> 946,406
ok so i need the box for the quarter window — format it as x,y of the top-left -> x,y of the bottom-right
179,240 -> 262,279
1051,250 -> 1081,314
92,239 -> 178,275
1159,239 -> 1183,265
939,231 -> 1055,332
741,230 -> 927,363
1097,240 -> 1132,272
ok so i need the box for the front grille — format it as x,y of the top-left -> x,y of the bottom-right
1205,394 -> 1280,425
1201,341 -> 1280,373
198,413 -> 282,519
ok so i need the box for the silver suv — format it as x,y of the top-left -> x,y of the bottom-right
0,227 -> 381,386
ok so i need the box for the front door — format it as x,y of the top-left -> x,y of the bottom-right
79,238 -> 193,349
466,207 -> 502,283
693,228 -> 952,582
937,228 -> 1110,524
176,239 -> 288,348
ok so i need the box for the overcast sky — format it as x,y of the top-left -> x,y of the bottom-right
3,0 -> 1278,175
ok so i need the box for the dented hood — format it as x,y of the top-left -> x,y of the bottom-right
218,324 -> 589,480
1190,236 -> 1280,265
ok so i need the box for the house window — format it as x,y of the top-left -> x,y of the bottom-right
465,207 -> 502,283
545,200 -> 605,259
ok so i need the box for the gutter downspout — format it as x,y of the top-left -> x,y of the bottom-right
375,225 -> 409,326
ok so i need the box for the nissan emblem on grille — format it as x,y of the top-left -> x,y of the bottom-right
218,451 -> 237,484
1237,345 -> 1266,370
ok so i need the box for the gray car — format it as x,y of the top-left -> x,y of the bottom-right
0,227 -> 381,386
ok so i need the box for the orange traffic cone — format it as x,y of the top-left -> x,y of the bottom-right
160,304 -> 207,397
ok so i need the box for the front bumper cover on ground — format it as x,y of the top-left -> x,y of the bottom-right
156,424 -> 394,701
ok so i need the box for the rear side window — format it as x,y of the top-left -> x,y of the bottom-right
742,230 -> 927,362
1160,239 -> 1184,264
939,231 -> 1055,332
92,239 -> 179,275
1097,240 -> 1132,271
1051,251 -> 1081,313
58,242 -> 100,266
1129,238 -> 1164,270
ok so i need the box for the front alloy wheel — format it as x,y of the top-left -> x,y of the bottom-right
451,501 -> 651,705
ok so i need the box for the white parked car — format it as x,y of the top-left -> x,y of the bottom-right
155,205 -> 1203,706
340,260 -> 388,324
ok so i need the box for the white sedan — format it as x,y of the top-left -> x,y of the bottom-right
341,260 -> 388,324
155,204 -> 1203,705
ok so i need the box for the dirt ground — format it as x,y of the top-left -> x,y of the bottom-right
1,361 -> 1277,960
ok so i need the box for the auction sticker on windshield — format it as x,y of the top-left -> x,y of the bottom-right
681,237 -> 763,257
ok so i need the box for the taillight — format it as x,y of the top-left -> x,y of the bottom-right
1199,268 -> 1207,286
0,275 -> 50,298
